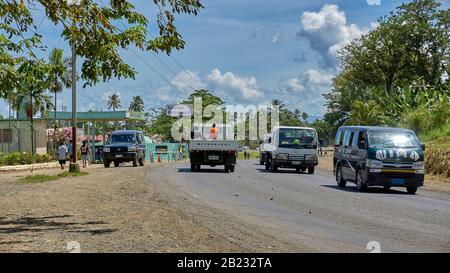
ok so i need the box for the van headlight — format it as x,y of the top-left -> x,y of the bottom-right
276,153 -> 289,160
103,147 -> 110,153
366,159 -> 383,168
412,161 -> 424,170
128,146 -> 137,152
305,154 -> 318,161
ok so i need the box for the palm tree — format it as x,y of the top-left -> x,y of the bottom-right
345,100 -> 389,126
48,48 -> 71,155
107,93 -> 121,111
129,96 -> 144,112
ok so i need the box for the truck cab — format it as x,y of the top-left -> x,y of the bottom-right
102,130 -> 146,168
265,126 -> 319,174
333,126 -> 425,194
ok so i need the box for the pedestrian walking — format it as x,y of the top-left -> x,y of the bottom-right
80,140 -> 90,168
58,142 -> 69,170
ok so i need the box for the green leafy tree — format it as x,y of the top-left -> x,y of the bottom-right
345,100 -> 390,126
0,0 -> 204,92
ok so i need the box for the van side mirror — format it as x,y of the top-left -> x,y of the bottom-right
258,140 -> 263,144
420,143 -> 426,151
358,141 -> 366,150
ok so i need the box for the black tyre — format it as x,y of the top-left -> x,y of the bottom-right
230,165 -> 235,173
383,186 -> 391,191
265,158 -> 271,171
308,166 -> 315,174
225,165 -> 230,173
196,164 -> 201,172
190,164 -> 196,172
296,167 -> 301,173
336,165 -> 346,188
356,169 -> 367,192
139,158 -> 144,166
104,160 -> 111,168
133,159 -> 138,167
271,160 -> 278,172
406,186 -> 417,195
114,161 -> 120,167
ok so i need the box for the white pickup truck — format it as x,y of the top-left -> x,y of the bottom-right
265,126 -> 319,174
188,124 -> 238,172
259,133 -> 271,165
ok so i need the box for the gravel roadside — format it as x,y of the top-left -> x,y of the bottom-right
0,164 -> 245,253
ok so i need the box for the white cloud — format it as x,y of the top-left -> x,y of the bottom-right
297,4 -> 369,69
271,33 -> 280,44
279,69 -> 333,114
207,69 -> 264,102
170,70 -> 206,94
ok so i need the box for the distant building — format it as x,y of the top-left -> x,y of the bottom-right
0,119 -> 47,154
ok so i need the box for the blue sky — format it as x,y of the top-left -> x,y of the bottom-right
1,0 -> 449,118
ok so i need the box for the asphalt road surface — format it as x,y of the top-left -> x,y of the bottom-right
151,160 -> 450,253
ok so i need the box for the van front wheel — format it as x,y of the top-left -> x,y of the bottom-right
356,169 -> 367,192
308,166 -> 315,174
336,166 -> 346,188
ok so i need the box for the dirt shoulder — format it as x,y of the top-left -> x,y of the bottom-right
0,164 -> 244,253
317,154 -> 450,193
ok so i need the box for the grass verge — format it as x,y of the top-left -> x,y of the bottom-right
18,171 -> 88,184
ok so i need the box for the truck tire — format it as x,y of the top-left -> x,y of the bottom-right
196,164 -> 201,172
139,158 -> 144,166
114,161 -> 120,167
259,153 -> 264,165
133,159 -> 138,167
230,165 -> 235,172
190,164 -> 196,172
265,158 -> 271,171
308,166 -> 315,174
271,160 -> 278,172
104,160 -> 111,168
406,186 -> 417,195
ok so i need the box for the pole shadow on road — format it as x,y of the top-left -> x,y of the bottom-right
321,185 -> 412,195
255,168 -> 311,174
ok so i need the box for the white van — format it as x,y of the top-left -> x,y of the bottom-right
259,133 -> 271,165
265,126 -> 319,174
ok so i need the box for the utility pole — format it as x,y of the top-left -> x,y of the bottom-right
69,32 -> 80,172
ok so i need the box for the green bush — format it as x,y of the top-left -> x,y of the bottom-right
0,153 -> 54,166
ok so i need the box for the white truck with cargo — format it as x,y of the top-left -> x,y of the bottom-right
188,124 -> 238,172
265,126 -> 319,174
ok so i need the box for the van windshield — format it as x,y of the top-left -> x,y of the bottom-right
368,131 -> 420,149
279,128 -> 317,149
109,134 -> 136,144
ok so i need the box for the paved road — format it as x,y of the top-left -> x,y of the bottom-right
150,160 -> 450,253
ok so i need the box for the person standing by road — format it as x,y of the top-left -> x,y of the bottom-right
80,140 -> 90,168
68,140 -> 73,162
58,142 -> 69,170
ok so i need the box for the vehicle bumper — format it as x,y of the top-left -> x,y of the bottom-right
273,159 -> 318,168
365,168 -> 424,187
103,152 -> 138,161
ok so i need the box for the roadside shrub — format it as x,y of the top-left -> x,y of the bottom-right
0,153 -> 54,166
399,108 -> 431,134
425,148 -> 450,178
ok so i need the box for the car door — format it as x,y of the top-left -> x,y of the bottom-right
341,130 -> 356,180
345,130 -> 358,181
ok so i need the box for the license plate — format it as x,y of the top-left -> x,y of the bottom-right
292,161 -> 301,165
208,155 -> 219,161
115,154 -> 123,158
391,178 -> 405,185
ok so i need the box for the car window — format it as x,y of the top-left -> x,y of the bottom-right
338,130 -> 345,146
348,131 -> 355,148
335,130 -> 342,146
343,130 -> 350,147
